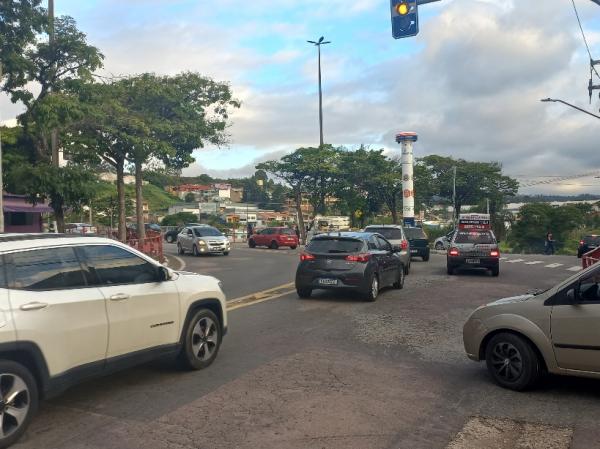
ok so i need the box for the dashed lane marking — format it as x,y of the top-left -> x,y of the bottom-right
505,259 -> 525,263
227,282 -> 295,311
567,266 -> 582,272
524,261 -> 543,265
500,257 -> 508,261
545,263 -> 564,268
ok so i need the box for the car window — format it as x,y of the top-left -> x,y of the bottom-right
8,247 -> 87,290
454,230 -> 496,244
579,270 -> 600,302
263,229 -> 273,235
404,228 -> 427,239
82,245 -> 158,285
280,228 -> 295,235
187,229 -> 193,235
194,227 -> 222,237
308,238 -> 364,253
376,236 -> 392,251
0,256 -> 6,288
583,236 -> 600,246
367,228 -> 403,240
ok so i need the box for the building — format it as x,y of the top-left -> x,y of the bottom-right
99,172 -> 138,185
3,194 -> 53,233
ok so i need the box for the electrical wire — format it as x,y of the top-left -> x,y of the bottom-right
571,0 -> 600,79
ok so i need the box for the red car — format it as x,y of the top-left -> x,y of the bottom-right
249,227 -> 299,249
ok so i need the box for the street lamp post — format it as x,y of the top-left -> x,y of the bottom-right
541,98 -> 600,120
307,36 -> 331,147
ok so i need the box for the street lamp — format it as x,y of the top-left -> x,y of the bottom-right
307,36 -> 331,147
541,98 -> 600,120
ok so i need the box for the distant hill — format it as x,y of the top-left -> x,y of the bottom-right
511,194 -> 600,203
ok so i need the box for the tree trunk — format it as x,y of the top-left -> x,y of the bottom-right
135,160 -> 145,241
55,206 -> 65,233
390,199 -> 398,224
116,161 -> 127,242
294,188 -> 306,244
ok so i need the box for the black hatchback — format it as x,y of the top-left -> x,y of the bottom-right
295,232 -> 405,301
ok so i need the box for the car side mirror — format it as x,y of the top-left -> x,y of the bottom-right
566,288 -> 580,304
392,244 -> 401,253
157,266 -> 170,282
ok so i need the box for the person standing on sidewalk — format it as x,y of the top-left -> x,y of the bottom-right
545,231 -> 555,255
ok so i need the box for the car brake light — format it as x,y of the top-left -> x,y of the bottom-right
449,248 -> 459,256
346,253 -> 371,263
300,253 -> 315,261
490,250 -> 500,257
401,239 -> 408,250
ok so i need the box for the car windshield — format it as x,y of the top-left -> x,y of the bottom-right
583,236 -> 600,246
454,231 -> 496,244
367,228 -> 403,240
308,238 -> 363,253
404,228 -> 427,239
194,228 -> 222,237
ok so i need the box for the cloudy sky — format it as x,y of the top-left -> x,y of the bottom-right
2,0 -> 600,194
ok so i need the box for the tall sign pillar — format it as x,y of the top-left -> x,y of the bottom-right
395,132 -> 418,227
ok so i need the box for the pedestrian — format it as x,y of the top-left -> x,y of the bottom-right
247,222 -> 253,239
294,224 -> 300,239
545,230 -> 555,255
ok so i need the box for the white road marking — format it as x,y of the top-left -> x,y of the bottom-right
499,257 -> 508,261
567,266 -> 582,272
524,261 -> 543,265
171,255 -> 186,271
506,259 -> 525,263
545,263 -> 564,268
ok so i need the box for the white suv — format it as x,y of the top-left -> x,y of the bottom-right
0,234 -> 228,448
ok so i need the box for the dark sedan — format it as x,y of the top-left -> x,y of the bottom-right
295,232 -> 405,301
404,227 -> 430,261
447,229 -> 500,276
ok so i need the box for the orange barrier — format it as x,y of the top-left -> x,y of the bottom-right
582,247 -> 600,269
126,231 -> 164,263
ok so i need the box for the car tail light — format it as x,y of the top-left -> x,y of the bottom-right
490,250 -> 500,257
449,248 -> 459,256
346,253 -> 371,263
300,253 -> 315,261
401,239 -> 408,250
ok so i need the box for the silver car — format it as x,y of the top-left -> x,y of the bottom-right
434,230 -> 455,250
364,225 -> 411,275
463,261 -> 600,391
177,225 -> 231,256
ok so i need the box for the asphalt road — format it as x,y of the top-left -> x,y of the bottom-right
15,249 -> 600,449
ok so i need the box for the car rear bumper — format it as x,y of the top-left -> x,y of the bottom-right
448,256 -> 499,269
295,267 -> 371,292
409,247 -> 430,257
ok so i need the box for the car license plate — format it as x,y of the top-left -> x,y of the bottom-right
318,278 -> 338,286
410,249 -> 418,254
466,258 -> 480,264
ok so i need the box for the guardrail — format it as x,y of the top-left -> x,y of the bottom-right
127,233 -> 164,263
582,247 -> 600,269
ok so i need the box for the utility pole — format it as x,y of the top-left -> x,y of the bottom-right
307,37 -> 331,147
486,198 -> 490,215
48,0 -> 59,167
452,166 -> 457,227
0,62 -> 4,233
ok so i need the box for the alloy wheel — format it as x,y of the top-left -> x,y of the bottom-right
191,317 -> 219,362
490,341 -> 523,382
0,373 -> 30,440
371,276 -> 379,298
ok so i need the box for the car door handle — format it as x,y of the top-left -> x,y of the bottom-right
109,293 -> 130,301
20,302 -> 48,311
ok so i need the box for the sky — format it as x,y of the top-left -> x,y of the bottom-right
2,0 -> 600,195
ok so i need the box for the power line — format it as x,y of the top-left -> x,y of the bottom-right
518,170 -> 600,187
571,0 -> 600,79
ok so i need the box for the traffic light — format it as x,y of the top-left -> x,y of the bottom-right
390,0 -> 418,39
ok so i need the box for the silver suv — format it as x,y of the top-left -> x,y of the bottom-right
177,226 -> 231,256
364,225 -> 411,275
0,233 -> 227,447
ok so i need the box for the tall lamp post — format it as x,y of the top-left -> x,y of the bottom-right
307,36 -> 331,147
541,98 -> 600,120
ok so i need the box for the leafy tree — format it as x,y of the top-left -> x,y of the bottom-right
184,193 -> 196,203
161,212 -> 198,227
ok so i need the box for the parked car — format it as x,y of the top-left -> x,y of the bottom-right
295,232 -> 405,301
434,230 -> 455,250
0,233 -> 227,447
404,227 -> 430,261
64,223 -> 97,235
164,227 -> 182,243
577,234 -> 600,258
177,225 -> 231,256
248,227 -> 299,250
463,261 -> 600,391
128,223 -> 162,234
364,225 -> 411,275
447,229 -> 500,276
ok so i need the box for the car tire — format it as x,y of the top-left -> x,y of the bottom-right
248,239 -> 256,248
363,274 -> 379,302
435,242 -> 444,250
166,235 -> 174,243
393,267 -> 405,289
485,332 -> 541,391
290,245 -> 297,250
177,243 -> 185,255
270,241 -> 279,250
422,253 -> 430,262
223,252 -> 229,256
0,360 -> 39,449
491,266 -> 500,277
447,265 -> 455,275
193,245 -> 200,257
178,309 -> 222,370
297,287 -> 312,299
404,262 -> 410,275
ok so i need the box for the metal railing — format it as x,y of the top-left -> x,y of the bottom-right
582,247 -> 600,269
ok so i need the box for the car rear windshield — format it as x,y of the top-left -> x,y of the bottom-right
194,228 -> 222,237
454,231 -> 496,244
308,238 -> 364,253
367,228 -> 403,240
583,236 -> 600,245
404,228 -> 427,239
279,228 -> 295,235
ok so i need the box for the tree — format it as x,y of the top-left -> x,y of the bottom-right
161,212 -> 198,227
184,193 -> 196,203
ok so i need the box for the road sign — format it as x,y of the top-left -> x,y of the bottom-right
390,0 -> 418,39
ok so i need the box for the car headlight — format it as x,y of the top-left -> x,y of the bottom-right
198,240 -> 207,246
